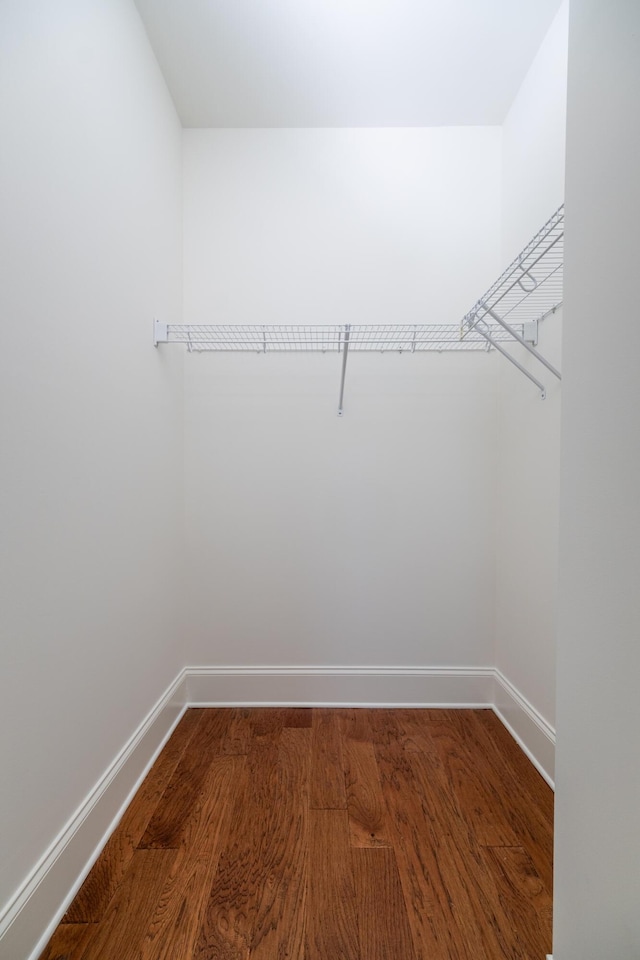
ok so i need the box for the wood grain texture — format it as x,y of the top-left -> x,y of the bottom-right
426,709 -> 521,848
41,708 -> 553,960
375,732 -> 485,958
222,708 -> 253,755
351,847 -> 416,960
305,809 -> 360,960
37,924 -> 96,960
140,755 -> 245,960
139,709 -> 231,849
249,729 -> 310,960
63,708 -> 204,923
342,739 -> 391,848
194,728 -> 310,960
468,710 -> 555,892
336,708 -> 371,742
279,708 -> 312,728
481,846 -> 553,954
76,850 -> 176,960
310,710 -> 346,810
250,708 -> 285,739
475,710 -> 554,819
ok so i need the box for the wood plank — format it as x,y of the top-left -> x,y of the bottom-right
382,709 -> 440,750
76,850 -> 176,960
373,720 -> 464,838
377,725 -> 551,960
342,739 -> 391,848
280,708 -> 312,728
430,829 -> 554,960
426,709 -> 521,848
474,710 -> 553,818
249,728 -> 310,960
434,832 -> 539,959
336,708 -> 372,743
250,708 -> 285,739
480,846 -> 553,955
139,709 -> 231,849
351,848 -> 417,960
222,708 -> 252,756
37,924 -> 95,960
309,710 -> 346,809
194,728 -> 310,960
375,735 -> 496,958
305,809 -> 360,960
139,755 -> 245,960
192,772 -> 253,960
446,710 -> 554,892
367,709 -> 442,759
63,708 -> 205,923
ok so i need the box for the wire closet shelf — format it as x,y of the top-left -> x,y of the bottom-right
154,204 -> 564,412
155,322 -> 521,353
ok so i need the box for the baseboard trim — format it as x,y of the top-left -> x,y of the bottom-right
493,669 -> 556,788
1,663 -> 554,960
186,664 -> 495,707
1,669 -> 188,960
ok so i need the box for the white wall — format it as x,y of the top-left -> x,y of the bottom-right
501,0 -> 568,263
494,1 -> 567,748
0,0 -> 183,937
554,0 -> 640,956
183,128 -> 501,328
183,129 -> 502,670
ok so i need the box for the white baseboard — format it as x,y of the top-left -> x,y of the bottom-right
185,664 -> 495,707
0,663 -> 554,960
493,669 -> 556,788
0,670 -> 188,960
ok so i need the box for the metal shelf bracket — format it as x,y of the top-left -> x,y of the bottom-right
154,318 -> 168,347
337,324 -> 351,416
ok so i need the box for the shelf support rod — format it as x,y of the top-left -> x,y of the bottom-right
480,303 -> 562,380
474,323 -> 547,399
338,324 -> 351,416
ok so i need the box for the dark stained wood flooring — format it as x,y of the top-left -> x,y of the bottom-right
40,708 -> 553,960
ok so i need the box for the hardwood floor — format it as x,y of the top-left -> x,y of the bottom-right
40,708 -> 553,960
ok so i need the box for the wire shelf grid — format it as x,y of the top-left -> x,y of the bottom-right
462,204 -> 564,336
162,322 -> 522,353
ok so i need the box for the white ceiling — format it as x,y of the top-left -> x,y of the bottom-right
133,0 -> 563,128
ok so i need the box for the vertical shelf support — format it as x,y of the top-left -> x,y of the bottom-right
338,324 -> 351,416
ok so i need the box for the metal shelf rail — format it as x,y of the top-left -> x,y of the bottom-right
154,205 -> 564,413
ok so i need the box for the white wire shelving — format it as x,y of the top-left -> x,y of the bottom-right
153,322 -> 521,353
154,204 -> 564,413
461,204 -> 564,398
